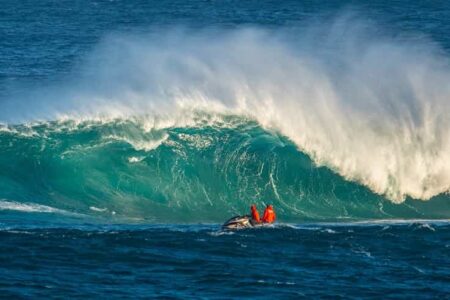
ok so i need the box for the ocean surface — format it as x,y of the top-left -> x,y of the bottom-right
1,222 -> 449,299
1,0 -> 450,298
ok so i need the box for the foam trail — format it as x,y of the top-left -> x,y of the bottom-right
0,200 -> 70,214
1,17 -> 450,203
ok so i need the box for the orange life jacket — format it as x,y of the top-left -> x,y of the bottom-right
262,206 -> 276,223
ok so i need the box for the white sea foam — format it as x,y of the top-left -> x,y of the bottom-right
0,200 -> 69,214
1,17 -> 450,202
315,219 -> 450,226
103,132 -> 169,151
89,206 -> 108,212
128,156 -> 145,163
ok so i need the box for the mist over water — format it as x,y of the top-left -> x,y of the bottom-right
1,16 -> 449,221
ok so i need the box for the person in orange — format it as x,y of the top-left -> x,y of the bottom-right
262,204 -> 276,223
250,204 -> 261,224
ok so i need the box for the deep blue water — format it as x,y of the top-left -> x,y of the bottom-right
1,222 -> 449,299
1,0 -> 450,298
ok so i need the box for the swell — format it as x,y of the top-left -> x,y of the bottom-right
0,116 -> 449,222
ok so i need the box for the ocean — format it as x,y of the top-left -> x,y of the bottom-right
0,0 -> 449,298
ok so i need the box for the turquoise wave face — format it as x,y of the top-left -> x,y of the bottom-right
0,115 -> 449,223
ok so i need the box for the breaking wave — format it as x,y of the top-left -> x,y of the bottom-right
0,18 -> 449,222
0,115 -> 449,222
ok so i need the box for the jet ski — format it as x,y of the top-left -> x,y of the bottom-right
222,215 -> 259,230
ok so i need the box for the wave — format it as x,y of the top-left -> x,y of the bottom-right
0,17 -> 449,222
0,116 -> 449,222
